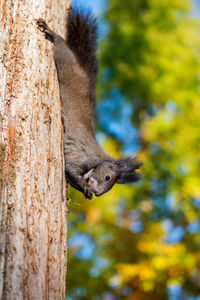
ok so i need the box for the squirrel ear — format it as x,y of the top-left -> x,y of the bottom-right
111,157 -> 142,172
116,172 -> 141,184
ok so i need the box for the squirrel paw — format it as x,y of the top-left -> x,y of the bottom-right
84,187 -> 93,200
37,18 -> 49,33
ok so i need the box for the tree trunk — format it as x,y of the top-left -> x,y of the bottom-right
0,0 -> 70,299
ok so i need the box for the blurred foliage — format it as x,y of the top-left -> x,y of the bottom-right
66,0 -> 200,299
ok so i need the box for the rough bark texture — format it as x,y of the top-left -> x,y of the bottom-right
0,0 -> 70,299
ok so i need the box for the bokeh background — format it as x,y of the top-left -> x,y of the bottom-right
66,0 -> 200,299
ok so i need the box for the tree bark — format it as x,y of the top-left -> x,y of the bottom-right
0,0 -> 70,299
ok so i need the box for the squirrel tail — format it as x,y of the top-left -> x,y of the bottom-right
66,8 -> 98,82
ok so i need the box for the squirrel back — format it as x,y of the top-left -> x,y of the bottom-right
66,9 -> 97,87
37,11 -> 142,200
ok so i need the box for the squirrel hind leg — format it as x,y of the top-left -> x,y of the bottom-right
36,18 -> 55,43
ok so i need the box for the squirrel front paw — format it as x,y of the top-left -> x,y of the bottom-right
84,187 -> 93,200
37,18 -> 49,33
36,18 -> 55,43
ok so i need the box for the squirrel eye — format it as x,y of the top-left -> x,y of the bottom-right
105,175 -> 110,181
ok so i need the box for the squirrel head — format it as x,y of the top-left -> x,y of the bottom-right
84,157 -> 142,197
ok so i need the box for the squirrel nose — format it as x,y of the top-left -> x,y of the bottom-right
89,178 -> 96,187
88,178 -> 97,192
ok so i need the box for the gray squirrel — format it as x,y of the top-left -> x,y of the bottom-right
37,8 -> 142,200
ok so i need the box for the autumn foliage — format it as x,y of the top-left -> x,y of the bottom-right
66,0 -> 200,299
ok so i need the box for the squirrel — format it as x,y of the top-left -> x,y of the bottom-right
36,8 -> 142,200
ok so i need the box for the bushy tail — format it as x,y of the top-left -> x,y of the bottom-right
66,8 -> 97,83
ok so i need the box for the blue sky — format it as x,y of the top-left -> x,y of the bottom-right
192,0 -> 200,17
75,0 -> 200,17
194,0 -> 200,10
72,0 -> 106,16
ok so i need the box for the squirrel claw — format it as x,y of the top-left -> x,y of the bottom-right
37,18 -> 49,33
84,187 -> 93,200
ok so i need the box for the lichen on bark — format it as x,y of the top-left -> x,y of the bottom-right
0,144 -> 6,181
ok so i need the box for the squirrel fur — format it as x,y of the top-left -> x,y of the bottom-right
37,8 -> 142,200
